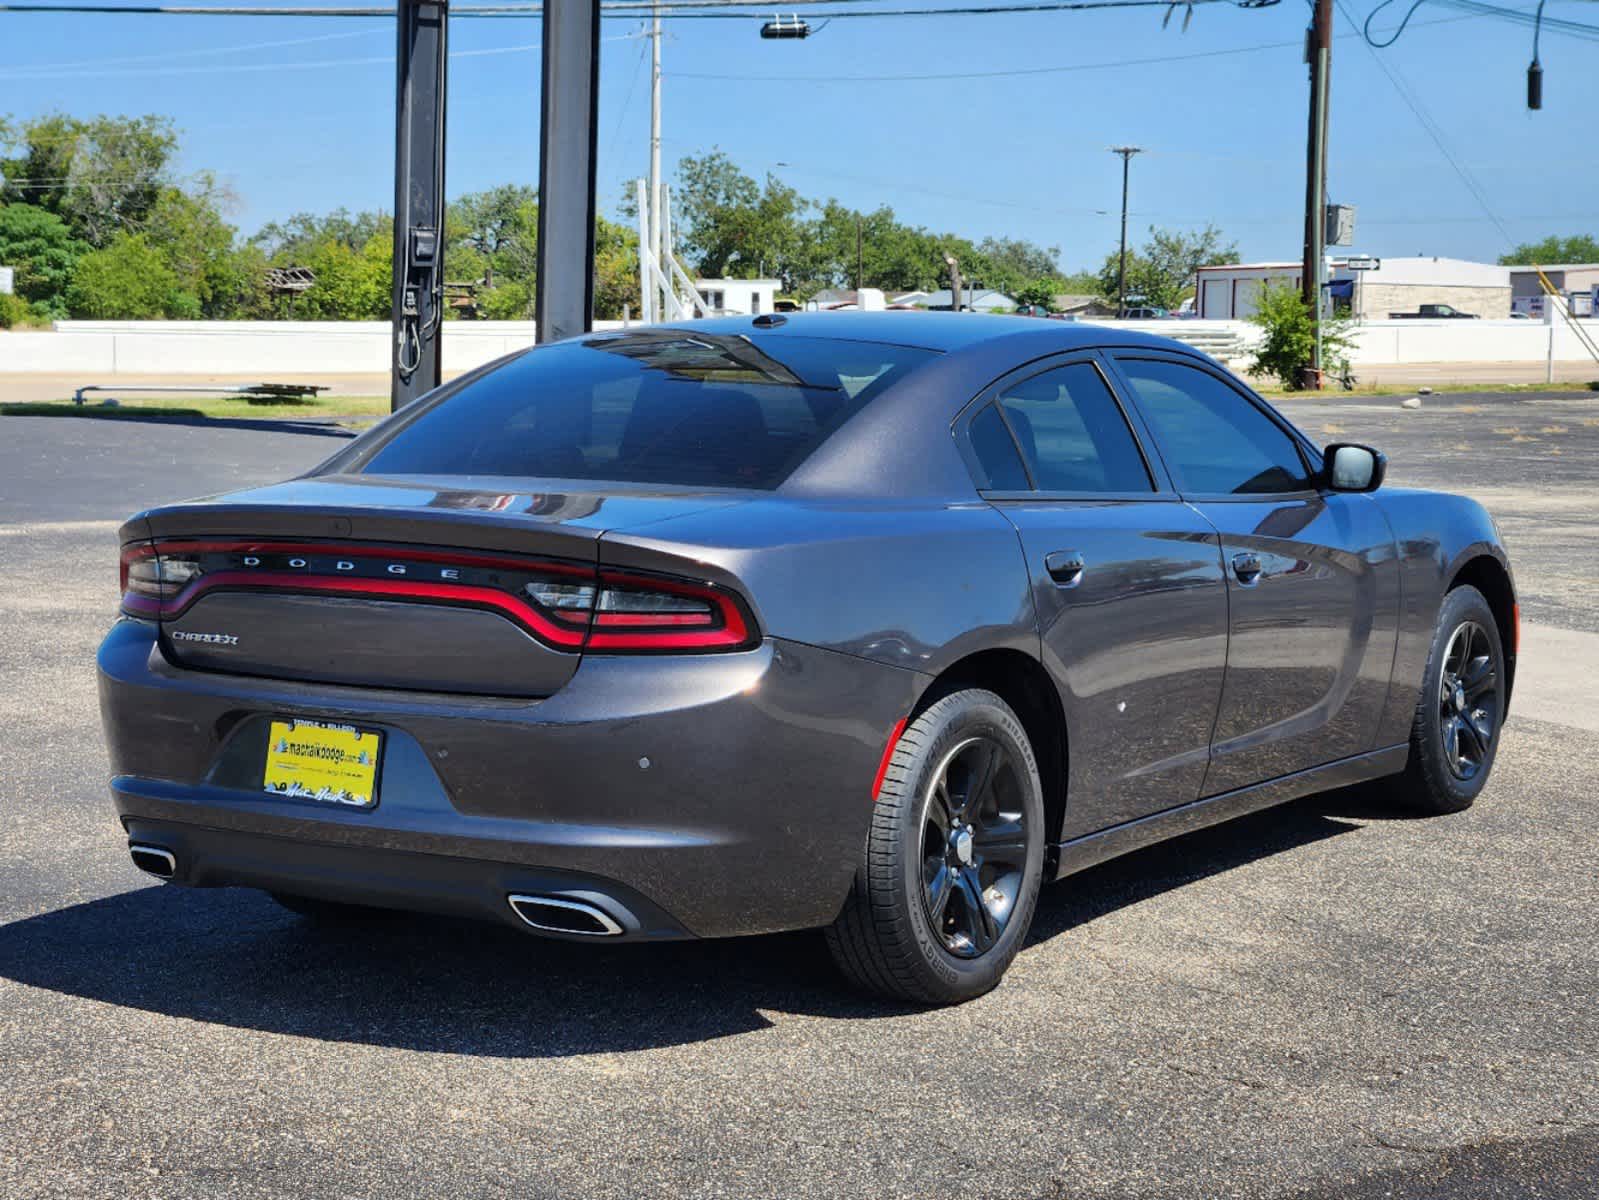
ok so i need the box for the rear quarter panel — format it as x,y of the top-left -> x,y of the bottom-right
597,499 -> 1038,677
1370,487 -> 1515,744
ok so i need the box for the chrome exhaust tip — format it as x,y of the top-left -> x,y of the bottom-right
128,843 -> 177,880
507,893 -> 624,937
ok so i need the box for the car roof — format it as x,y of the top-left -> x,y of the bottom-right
652,310 -> 1185,356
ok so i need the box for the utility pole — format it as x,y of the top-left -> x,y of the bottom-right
1302,0 -> 1332,387
1109,146 -> 1142,319
856,214 -> 864,295
534,0 -> 600,343
647,6 -> 663,321
390,0 -> 448,411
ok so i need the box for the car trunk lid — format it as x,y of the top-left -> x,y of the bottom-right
122,475 -> 749,697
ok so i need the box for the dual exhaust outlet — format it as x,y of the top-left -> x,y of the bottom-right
128,842 -> 624,938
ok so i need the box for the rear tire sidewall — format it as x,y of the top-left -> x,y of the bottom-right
1410,585 -> 1505,811
887,691 -> 1045,1001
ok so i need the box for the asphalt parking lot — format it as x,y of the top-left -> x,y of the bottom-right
1,392 -> 1596,1199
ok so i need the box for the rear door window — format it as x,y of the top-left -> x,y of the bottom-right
359,331 -> 938,489
991,362 -> 1153,493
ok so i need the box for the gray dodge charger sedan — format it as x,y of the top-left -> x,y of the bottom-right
99,313 -> 1516,1004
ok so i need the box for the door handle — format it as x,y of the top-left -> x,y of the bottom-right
1231,551 -> 1263,585
1045,550 -> 1086,588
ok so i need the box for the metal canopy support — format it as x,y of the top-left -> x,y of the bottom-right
535,0 -> 601,344
390,0 -> 449,411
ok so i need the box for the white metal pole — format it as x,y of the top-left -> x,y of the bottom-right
648,8 -> 662,322
1546,295 -> 1557,383
635,177 -> 654,323
659,181 -> 675,315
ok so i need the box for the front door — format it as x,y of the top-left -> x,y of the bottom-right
1110,353 -> 1400,795
961,355 -> 1229,838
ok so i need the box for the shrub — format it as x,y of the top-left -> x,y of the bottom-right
1248,282 -> 1354,389
66,232 -> 179,318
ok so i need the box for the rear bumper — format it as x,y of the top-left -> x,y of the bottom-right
99,619 -> 928,939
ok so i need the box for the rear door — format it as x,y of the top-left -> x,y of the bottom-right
960,353 -> 1229,839
1108,352 -> 1400,795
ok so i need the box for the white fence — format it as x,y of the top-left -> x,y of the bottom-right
0,320 -> 610,376
2,316 -> 1597,375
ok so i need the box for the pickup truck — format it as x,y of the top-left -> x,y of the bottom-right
1388,303 -> 1479,319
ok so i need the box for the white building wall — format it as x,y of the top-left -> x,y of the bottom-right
693,279 -> 780,315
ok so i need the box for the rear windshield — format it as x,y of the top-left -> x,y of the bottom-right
359,330 -> 938,489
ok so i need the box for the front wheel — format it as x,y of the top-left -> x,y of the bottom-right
1390,584 -> 1506,814
825,688 -> 1046,1005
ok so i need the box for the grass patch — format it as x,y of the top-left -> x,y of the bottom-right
1,394 -> 389,421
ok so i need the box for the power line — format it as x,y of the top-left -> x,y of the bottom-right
0,0 -> 1270,18
1334,0 -> 1518,250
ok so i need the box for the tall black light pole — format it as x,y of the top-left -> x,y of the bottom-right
1109,146 -> 1142,318
390,0 -> 448,411
535,0 -> 601,343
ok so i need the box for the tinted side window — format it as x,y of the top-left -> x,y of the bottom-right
995,362 -> 1152,493
1117,359 -> 1310,495
967,404 -> 1030,490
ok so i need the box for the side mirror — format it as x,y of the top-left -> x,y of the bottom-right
1323,443 -> 1386,493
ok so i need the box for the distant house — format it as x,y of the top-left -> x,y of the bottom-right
804,288 -> 888,311
693,278 -> 780,316
919,288 -> 1017,313
1052,293 -> 1114,318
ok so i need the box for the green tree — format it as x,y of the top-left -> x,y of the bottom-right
66,231 -> 179,318
1099,224 -> 1238,311
1499,235 -> 1599,266
144,179 -> 245,316
673,151 -> 807,282
1015,278 -> 1058,309
974,236 -> 1061,297
251,208 -> 385,261
0,202 -> 85,316
447,185 -> 538,314
593,214 -> 638,321
1,113 -> 178,247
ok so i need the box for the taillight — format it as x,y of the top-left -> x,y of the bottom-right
585,571 -> 751,651
120,539 -> 757,654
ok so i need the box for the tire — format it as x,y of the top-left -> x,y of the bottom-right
1388,584 -> 1506,814
825,688 -> 1047,1005
268,891 -> 391,922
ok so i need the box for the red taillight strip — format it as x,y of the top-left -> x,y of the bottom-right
870,718 -> 909,801
160,571 -> 588,647
127,540 -> 759,654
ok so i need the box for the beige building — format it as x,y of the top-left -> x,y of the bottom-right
1335,256 -> 1511,319
1194,256 -> 1512,320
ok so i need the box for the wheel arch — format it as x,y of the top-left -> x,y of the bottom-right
1447,553 -> 1517,708
912,648 -> 1068,846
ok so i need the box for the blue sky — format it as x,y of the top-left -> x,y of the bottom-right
2,1 -> 1593,271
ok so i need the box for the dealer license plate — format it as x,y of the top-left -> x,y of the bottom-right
262,718 -> 381,809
